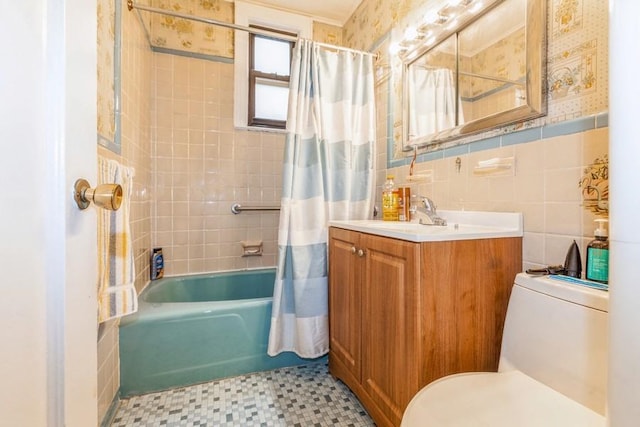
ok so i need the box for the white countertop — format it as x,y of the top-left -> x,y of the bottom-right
329,210 -> 523,242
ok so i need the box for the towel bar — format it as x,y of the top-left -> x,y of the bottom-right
231,203 -> 280,214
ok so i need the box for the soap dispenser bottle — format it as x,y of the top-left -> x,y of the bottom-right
586,219 -> 609,284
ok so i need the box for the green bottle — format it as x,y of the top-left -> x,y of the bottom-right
586,219 -> 609,284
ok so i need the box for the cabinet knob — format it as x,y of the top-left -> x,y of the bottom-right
351,246 -> 357,254
357,249 -> 365,257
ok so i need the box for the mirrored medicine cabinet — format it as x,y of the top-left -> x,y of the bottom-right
402,0 -> 546,151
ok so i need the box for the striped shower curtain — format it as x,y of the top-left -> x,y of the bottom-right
267,40 -> 376,358
407,67 -> 459,139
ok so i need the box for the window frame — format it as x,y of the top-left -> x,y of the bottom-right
233,1 -> 312,131
247,26 -> 295,129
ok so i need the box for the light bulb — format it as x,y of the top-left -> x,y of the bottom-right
389,42 -> 405,55
404,26 -> 418,40
469,1 -> 483,13
446,19 -> 459,30
424,36 -> 436,47
422,10 -> 440,26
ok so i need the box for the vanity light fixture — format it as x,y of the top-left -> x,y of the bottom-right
446,19 -> 460,30
390,0 -> 495,57
469,1 -> 485,13
449,0 -> 475,7
422,10 -> 448,27
424,36 -> 437,47
404,26 -> 419,40
389,41 -> 409,55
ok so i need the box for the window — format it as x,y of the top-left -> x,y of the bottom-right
233,1 -> 312,130
248,27 -> 294,129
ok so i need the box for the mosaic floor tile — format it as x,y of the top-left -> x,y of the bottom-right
111,361 -> 374,426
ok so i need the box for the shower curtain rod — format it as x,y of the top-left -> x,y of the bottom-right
127,0 -> 377,59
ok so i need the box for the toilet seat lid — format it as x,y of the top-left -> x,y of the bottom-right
401,371 -> 605,427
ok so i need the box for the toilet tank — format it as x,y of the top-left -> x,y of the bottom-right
498,273 -> 608,415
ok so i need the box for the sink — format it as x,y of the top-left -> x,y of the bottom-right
329,210 -> 523,242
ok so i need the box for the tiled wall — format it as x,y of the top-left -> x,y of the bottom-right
346,0 -> 610,273
97,0 -> 153,423
381,121 -> 609,272
151,54 -> 283,276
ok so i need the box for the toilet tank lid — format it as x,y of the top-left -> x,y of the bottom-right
514,273 -> 608,312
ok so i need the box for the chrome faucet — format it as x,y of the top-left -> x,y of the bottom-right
414,196 -> 447,226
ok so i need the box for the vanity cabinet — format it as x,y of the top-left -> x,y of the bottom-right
328,226 -> 522,427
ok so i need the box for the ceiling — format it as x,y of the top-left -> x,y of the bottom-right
239,0 -> 362,26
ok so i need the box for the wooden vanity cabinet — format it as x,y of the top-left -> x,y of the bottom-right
328,228 -> 362,384
328,226 -> 522,427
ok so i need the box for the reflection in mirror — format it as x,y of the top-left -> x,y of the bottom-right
402,0 -> 546,151
458,0 -> 526,121
406,35 -> 460,140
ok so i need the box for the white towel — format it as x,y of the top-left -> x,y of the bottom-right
97,157 -> 138,323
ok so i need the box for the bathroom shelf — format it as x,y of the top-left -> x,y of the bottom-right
473,156 -> 515,176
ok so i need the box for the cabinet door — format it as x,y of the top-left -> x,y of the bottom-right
420,238 -> 522,381
361,234 -> 420,426
328,228 -> 362,382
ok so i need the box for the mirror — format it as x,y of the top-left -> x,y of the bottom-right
403,0 -> 546,150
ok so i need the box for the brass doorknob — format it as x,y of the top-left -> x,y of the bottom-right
74,178 -> 123,211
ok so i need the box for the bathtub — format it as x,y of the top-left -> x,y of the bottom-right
119,268 -> 319,397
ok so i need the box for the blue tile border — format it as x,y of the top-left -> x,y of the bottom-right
151,46 -> 235,64
100,393 -> 120,427
417,150 -> 444,163
541,116 -> 595,138
98,0 -> 122,155
502,127 -> 542,146
390,113 -> 609,168
596,112 -> 609,128
443,144 -> 470,158
469,136 -> 501,152
98,134 -> 120,154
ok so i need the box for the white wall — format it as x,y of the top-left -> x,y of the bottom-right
0,0 -> 98,425
608,0 -> 640,425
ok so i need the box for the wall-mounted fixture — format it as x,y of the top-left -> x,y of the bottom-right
74,179 -> 123,211
472,156 -> 515,176
241,240 -> 263,257
231,203 -> 281,214
389,0 -> 496,58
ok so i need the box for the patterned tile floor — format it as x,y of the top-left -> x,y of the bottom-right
111,361 -> 375,426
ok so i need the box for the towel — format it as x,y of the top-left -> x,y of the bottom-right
97,157 -> 138,323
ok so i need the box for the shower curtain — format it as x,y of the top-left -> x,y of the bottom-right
267,40 -> 376,358
407,67 -> 459,139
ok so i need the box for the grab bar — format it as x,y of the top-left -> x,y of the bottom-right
231,203 -> 280,214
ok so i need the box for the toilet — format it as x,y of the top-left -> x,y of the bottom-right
401,273 -> 608,426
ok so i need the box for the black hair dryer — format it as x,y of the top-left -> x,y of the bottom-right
564,240 -> 582,278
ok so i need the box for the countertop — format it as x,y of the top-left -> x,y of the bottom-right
329,210 -> 523,243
